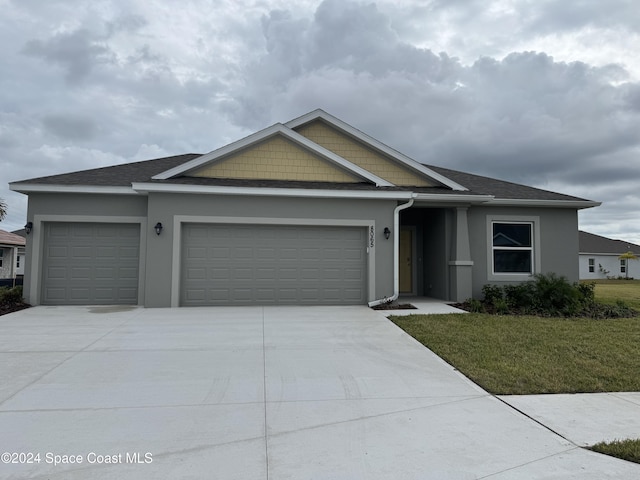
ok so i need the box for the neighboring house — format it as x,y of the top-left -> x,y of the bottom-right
579,231 -> 640,280
0,229 -> 26,282
9,109 -> 600,307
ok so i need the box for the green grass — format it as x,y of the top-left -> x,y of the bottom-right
390,313 -> 640,395
590,439 -> 640,464
590,279 -> 640,310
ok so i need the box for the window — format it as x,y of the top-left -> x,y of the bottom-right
492,222 -> 533,274
621,259 -> 627,273
588,258 -> 595,273
16,255 -> 21,268
486,215 -> 540,280
0,249 -> 3,268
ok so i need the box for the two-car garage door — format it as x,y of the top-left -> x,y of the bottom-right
181,224 -> 367,305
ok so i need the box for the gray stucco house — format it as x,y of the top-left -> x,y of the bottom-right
10,109 -> 600,307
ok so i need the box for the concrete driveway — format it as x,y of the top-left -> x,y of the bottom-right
0,306 -> 637,479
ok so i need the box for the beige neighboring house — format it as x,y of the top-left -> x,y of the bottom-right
0,229 -> 26,282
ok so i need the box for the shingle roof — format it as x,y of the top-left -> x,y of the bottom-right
425,165 -> 591,202
579,231 -> 640,255
11,154 -> 200,186
0,229 -> 26,246
10,153 -> 595,203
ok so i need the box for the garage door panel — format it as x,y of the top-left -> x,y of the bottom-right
42,222 -> 140,305
181,223 -> 367,305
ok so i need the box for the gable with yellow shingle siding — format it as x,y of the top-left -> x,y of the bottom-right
189,135 -> 361,182
295,121 -> 436,187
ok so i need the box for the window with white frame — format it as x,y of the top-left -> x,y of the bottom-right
588,258 -> 595,273
491,222 -> 533,274
621,258 -> 627,273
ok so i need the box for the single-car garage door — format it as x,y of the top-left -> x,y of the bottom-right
41,222 -> 140,305
181,224 -> 367,305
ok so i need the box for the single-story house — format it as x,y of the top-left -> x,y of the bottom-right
579,231 -> 640,280
10,109 -> 600,307
0,229 -> 26,283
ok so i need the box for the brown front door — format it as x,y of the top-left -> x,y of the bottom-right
399,227 -> 413,294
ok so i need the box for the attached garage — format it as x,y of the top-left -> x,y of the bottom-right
41,222 -> 140,305
181,223 -> 367,305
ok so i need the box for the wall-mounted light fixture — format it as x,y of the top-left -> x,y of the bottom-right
154,222 -> 163,235
383,227 -> 391,240
24,221 -> 33,235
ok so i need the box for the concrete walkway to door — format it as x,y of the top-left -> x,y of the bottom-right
0,306 -> 638,479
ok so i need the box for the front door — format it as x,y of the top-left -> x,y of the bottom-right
399,227 -> 414,294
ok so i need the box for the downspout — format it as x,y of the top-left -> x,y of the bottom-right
368,195 -> 415,307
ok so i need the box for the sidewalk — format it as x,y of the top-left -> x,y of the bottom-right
376,297 -> 467,316
499,392 -> 640,447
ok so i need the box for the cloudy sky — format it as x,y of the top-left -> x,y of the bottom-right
1,0 -> 639,243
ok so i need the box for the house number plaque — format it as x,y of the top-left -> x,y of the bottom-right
369,226 -> 375,248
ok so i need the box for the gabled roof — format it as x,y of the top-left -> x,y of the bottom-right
285,109 -> 467,191
579,231 -> 640,255
152,123 -> 394,187
0,229 -> 26,247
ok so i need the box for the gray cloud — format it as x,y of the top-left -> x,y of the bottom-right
42,114 -> 97,140
22,28 -> 115,83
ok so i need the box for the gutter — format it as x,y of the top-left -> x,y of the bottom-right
368,195 -> 416,307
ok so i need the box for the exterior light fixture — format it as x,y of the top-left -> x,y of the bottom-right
24,221 -> 33,235
383,227 -> 391,240
154,222 -> 163,235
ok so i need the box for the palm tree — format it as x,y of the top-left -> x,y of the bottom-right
618,251 -> 639,279
0,197 -> 6,222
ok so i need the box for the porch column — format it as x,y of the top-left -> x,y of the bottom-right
449,206 -> 474,302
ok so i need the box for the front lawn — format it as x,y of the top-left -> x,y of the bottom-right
390,313 -> 640,395
591,279 -> 640,310
590,439 -> 640,464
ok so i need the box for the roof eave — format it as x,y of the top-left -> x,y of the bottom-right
414,193 -> 494,204
132,182 -> 414,200
489,198 -> 601,209
9,184 -> 138,195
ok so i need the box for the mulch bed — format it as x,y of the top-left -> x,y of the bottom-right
371,303 -> 417,310
0,303 -> 31,316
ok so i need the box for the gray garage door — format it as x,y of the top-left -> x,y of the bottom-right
42,222 -> 140,305
181,224 -> 367,305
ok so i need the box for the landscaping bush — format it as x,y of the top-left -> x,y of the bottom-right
0,286 -> 29,316
463,274 -> 638,319
0,286 -> 23,305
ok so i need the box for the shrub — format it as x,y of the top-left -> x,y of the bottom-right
0,286 -> 23,305
481,284 -> 504,306
465,298 -> 485,313
471,275 -> 635,318
532,273 -> 582,316
504,283 -> 538,314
